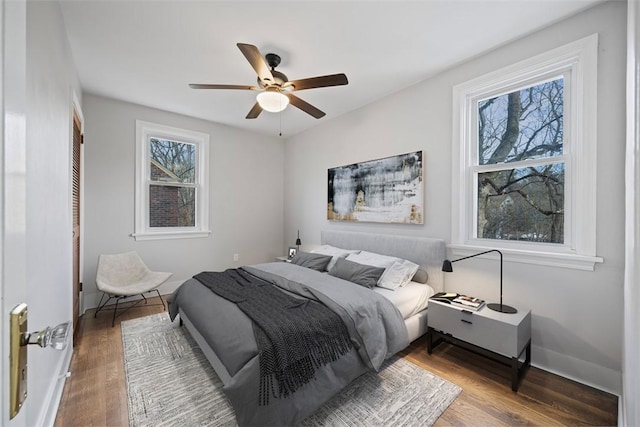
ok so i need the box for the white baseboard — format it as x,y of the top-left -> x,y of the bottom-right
531,343 -> 622,396
38,339 -> 73,427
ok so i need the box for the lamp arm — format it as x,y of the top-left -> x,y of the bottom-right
450,249 -> 502,264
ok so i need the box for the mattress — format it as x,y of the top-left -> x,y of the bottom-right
374,281 -> 435,319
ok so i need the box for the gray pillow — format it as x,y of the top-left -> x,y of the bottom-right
291,251 -> 332,272
329,258 -> 385,289
412,267 -> 429,284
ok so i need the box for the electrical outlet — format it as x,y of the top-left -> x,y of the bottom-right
233,253 -> 239,262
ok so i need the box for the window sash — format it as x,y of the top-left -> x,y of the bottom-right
470,154 -> 569,174
473,162 -> 566,243
468,72 -> 571,248
475,76 -> 566,166
148,138 -> 197,184
148,184 -> 197,229
148,181 -> 198,189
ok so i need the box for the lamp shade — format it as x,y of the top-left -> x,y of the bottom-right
441,260 -> 453,272
295,229 -> 301,250
257,89 -> 289,112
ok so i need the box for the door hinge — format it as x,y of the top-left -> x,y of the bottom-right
80,134 -> 84,144
79,282 -> 83,291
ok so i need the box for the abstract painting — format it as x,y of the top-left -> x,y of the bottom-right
327,151 -> 424,224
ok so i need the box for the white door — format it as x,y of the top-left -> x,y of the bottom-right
1,0 -> 28,425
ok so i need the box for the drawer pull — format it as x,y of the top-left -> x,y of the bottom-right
461,319 -> 473,324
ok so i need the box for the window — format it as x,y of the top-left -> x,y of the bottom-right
476,78 -> 565,244
134,121 -> 210,240
451,34 -> 602,270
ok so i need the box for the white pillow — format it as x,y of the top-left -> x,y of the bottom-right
377,260 -> 420,290
311,245 -> 360,271
399,260 -> 420,287
345,251 -> 400,269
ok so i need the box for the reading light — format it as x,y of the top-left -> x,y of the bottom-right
295,230 -> 302,252
442,249 -> 517,314
256,88 -> 289,112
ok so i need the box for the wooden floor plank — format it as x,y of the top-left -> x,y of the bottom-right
405,336 -> 618,426
55,298 -> 618,426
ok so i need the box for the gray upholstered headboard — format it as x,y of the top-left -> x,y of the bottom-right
321,230 -> 446,292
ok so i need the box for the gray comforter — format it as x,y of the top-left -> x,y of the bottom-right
168,262 -> 409,426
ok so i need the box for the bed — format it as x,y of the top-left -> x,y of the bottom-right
168,230 -> 446,426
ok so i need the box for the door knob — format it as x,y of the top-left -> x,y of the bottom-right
10,303 -> 71,419
23,321 -> 71,350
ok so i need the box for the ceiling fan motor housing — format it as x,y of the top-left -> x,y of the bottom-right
265,53 -> 281,68
258,70 -> 289,89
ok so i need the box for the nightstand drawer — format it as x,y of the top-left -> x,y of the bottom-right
428,301 -> 530,358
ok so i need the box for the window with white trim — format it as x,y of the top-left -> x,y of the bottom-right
451,34 -> 602,270
134,121 -> 210,240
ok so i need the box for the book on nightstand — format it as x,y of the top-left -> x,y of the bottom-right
430,292 -> 486,311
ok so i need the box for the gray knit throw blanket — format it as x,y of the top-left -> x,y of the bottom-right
194,269 -> 352,405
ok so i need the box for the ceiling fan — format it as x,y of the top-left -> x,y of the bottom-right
189,43 -> 348,119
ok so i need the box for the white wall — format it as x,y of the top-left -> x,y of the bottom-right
25,1 -> 82,425
284,1 -> 626,394
82,95 -> 285,308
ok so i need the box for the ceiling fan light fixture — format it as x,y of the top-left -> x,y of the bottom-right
257,89 -> 289,113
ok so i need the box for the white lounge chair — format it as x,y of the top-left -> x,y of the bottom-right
94,251 -> 172,326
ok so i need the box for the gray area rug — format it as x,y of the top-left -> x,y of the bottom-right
122,313 -> 461,426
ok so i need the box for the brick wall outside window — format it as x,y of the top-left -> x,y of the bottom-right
149,163 -> 181,227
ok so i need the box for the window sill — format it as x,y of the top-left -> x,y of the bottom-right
131,230 -> 211,241
448,244 -> 603,271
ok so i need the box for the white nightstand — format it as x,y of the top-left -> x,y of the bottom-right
427,298 -> 531,391
275,256 -> 292,262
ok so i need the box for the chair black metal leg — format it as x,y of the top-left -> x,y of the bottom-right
112,298 -> 119,327
94,290 -> 167,327
155,289 -> 165,311
94,293 -> 114,319
95,293 -> 108,318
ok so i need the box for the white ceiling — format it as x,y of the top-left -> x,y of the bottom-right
59,0 -> 602,138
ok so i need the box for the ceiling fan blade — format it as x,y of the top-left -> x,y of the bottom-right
246,102 -> 263,119
189,84 -> 260,90
237,43 -> 274,84
286,94 -> 326,119
289,74 -> 348,91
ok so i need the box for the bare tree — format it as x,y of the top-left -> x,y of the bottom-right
477,79 -> 564,243
149,138 -> 196,226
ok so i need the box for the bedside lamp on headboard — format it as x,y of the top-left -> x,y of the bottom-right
442,249 -> 517,314
295,230 -> 302,253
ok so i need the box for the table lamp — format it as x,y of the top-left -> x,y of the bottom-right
442,249 -> 517,314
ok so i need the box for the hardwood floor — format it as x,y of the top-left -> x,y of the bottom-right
55,298 -> 618,426
54,298 -> 166,427
400,339 -> 618,426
